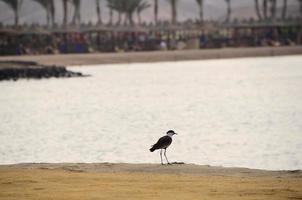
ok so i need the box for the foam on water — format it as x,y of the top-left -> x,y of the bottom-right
1,55 -> 302,170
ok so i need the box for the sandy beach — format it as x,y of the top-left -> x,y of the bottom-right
1,46 -> 302,67
0,163 -> 301,200
1,47 -> 302,199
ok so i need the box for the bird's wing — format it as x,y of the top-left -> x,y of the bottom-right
153,135 -> 172,149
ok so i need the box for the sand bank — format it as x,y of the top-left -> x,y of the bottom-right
0,46 -> 302,67
0,163 -> 301,200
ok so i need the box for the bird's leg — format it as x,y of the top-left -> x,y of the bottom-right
164,148 -> 171,165
160,149 -> 163,165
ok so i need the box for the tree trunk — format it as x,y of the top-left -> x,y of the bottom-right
198,0 -> 204,24
270,0 -> 277,22
137,11 -> 142,25
255,0 -> 262,20
298,0 -> 302,45
117,11 -> 121,25
171,1 -> 177,25
96,0 -> 102,24
14,0 -> 22,27
46,6 -> 50,27
128,13 -> 134,26
72,12 -> 76,24
109,7 -> 113,25
299,0 -> 302,19
14,10 -> 19,26
63,0 -> 68,27
50,3 -> 55,27
77,6 -> 81,25
124,14 -> 128,25
72,0 -> 81,25
281,0 -> 287,20
154,0 -> 158,25
225,0 -> 231,22
263,0 -> 268,20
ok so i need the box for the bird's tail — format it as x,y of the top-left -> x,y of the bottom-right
149,146 -> 156,152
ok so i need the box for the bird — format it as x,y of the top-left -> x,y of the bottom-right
149,130 -> 177,165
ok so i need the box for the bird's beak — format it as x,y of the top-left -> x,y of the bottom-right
174,133 -> 177,135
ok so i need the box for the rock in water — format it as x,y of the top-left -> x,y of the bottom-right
0,61 -> 87,81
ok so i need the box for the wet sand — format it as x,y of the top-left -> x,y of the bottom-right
0,46 -> 302,67
0,163 -> 301,200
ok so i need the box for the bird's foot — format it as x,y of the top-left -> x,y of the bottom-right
167,162 -> 172,165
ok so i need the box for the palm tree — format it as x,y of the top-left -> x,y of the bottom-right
225,0 -> 231,22
154,0 -> 158,25
255,0 -> 262,20
166,0 -> 179,25
107,0 -> 124,25
107,0 -> 149,26
96,0 -> 102,24
195,0 -> 204,24
0,0 -> 22,26
106,0 -> 118,25
71,0 -> 81,25
125,0 -> 141,25
136,1 -> 151,25
32,0 -> 55,27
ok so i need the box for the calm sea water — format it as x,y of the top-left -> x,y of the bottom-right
1,55 -> 302,170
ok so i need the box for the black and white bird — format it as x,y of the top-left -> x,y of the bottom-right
149,130 -> 177,165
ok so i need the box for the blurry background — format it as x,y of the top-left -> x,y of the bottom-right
0,0 -> 301,25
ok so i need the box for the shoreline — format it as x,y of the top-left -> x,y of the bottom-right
1,163 -> 301,200
0,46 -> 302,67
1,163 -> 301,177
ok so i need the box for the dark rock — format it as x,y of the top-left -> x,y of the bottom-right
0,61 -> 87,81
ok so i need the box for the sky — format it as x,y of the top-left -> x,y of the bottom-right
0,0 -> 300,25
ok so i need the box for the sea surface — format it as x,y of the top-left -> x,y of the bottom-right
1,55 -> 302,170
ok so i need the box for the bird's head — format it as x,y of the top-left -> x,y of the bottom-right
167,130 -> 177,137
